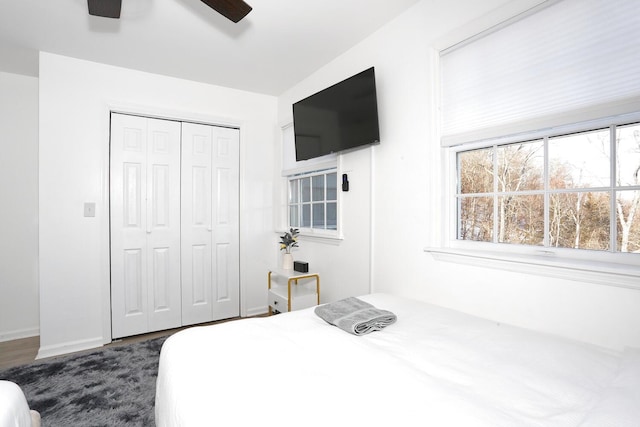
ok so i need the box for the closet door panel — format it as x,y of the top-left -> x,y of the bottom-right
111,114 -> 181,339
111,114 -> 150,338
123,163 -> 143,228
210,127 -> 240,320
152,247 -> 171,310
123,248 -> 144,315
181,122 -> 214,325
191,244 -> 208,303
121,160 -> 147,318
182,124 -> 240,324
146,118 -> 182,332
215,243 -> 230,300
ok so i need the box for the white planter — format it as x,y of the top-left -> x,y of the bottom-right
282,253 -> 294,270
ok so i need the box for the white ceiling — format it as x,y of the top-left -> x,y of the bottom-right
0,0 -> 421,95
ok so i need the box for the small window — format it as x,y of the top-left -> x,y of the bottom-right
289,169 -> 338,232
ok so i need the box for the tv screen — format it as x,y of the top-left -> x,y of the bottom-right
293,67 -> 380,161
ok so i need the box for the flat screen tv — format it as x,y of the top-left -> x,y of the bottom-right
293,67 -> 380,161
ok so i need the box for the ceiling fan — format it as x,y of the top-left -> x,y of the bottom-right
87,0 -> 252,23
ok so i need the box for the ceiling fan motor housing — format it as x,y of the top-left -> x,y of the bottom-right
87,0 -> 122,19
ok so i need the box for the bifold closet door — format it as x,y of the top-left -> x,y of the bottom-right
110,113 -> 182,339
181,123 -> 240,325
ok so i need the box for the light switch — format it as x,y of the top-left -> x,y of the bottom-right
84,202 -> 96,217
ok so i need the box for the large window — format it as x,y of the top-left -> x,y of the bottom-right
437,0 -> 640,285
456,122 -> 640,254
288,169 -> 338,232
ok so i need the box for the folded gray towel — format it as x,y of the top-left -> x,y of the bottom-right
314,297 -> 397,335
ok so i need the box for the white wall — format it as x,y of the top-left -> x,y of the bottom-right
274,148 -> 374,304
38,53 -> 277,358
0,71 -> 39,341
277,0 -> 640,351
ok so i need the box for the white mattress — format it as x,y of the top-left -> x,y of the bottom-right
155,293 -> 634,427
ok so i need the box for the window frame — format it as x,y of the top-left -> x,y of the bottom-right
435,113 -> 640,289
286,167 -> 341,239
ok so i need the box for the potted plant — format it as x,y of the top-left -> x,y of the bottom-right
279,228 -> 299,269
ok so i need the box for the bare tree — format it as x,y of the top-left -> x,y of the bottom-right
616,129 -> 640,253
496,143 -> 542,244
459,149 -> 493,241
458,130 -> 640,252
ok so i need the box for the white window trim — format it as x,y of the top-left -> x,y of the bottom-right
291,229 -> 344,243
286,167 -> 342,239
433,113 -> 640,290
425,246 -> 640,291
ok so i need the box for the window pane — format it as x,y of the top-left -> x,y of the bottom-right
326,202 -> 337,230
326,173 -> 337,200
301,177 -> 311,202
497,195 -> 544,245
301,204 -> 311,228
616,123 -> 640,187
497,140 -> 543,192
288,170 -> 338,232
549,129 -> 610,189
616,190 -> 640,253
289,205 -> 299,227
289,179 -> 299,203
312,203 -> 324,228
549,192 -> 610,250
453,121 -> 640,254
458,196 -> 493,241
458,148 -> 493,194
312,175 -> 324,201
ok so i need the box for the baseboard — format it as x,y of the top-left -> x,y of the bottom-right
36,337 -> 104,360
0,327 -> 39,343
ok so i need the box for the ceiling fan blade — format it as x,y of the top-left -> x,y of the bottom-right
201,0 -> 252,23
87,0 -> 122,18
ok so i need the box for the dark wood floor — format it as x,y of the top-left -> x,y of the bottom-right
0,316 -> 255,370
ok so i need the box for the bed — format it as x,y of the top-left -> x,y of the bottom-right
155,293 -> 640,426
0,381 -> 40,427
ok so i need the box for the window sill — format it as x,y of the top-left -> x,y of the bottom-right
277,230 -> 343,245
424,247 -> 640,290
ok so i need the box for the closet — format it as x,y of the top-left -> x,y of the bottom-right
110,113 -> 239,339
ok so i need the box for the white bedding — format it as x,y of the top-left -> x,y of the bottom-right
155,293 -> 632,427
0,381 -> 40,427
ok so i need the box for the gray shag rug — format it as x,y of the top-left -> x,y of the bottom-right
0,336 -> 168,427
